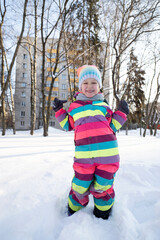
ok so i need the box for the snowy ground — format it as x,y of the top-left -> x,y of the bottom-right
0,128 -> 160,240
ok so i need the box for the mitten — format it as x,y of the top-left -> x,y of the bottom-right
53,98 -> 67,112
117,100 -> 129,115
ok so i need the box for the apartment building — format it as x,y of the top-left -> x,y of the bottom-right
15,37 -> 110,130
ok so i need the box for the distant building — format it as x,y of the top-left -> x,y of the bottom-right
14,37 -> 110,130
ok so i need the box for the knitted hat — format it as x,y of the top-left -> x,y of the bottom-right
77,65 -> 102,90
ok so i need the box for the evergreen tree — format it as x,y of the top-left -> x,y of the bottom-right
125,47 -> 145,124
70,0 -> 101,65
86,0 -> 101,64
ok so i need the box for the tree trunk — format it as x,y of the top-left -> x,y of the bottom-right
63,33 -> 73,101
82,0 -> 85,64
0,3 -> 6,135
125,121 -> 128,135
9,78 -> 16,134
46,0 -> 69,131
143,126 -> 147,137
0,29 -> 6,135
140,119 -> 142,136
30,54 -> 34,135
1,79 -> 6,136
154,119 -> 160,136
41,0 -> 68,136
42,43 -> 48,137
0,44 -> 6,136
0,0 -> 29,100
30,0 -> 38,135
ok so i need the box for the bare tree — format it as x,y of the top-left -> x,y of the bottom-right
40,0 -> 72,136
143,66 -> 160,137
30,0 -> 38,135
101,0 -> 160,106
4,47 -> 16,134
154,111 -> 160,136
0,0 -> 6,135
0,0 -> 29,135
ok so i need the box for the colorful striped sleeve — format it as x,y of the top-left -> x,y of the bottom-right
55,108 -> 74,131
109,110 -> 127,133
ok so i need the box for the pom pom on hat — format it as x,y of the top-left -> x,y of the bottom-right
77,65 -> 102,90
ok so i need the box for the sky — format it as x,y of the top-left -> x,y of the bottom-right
1,0 -> 160,104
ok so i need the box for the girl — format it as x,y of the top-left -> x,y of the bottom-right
53,65 -> 129,219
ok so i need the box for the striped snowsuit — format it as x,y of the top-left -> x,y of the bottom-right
55,99 -> 127,213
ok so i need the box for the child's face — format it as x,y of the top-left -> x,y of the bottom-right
81,78 -> 100,98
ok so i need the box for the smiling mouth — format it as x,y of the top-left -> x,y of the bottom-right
86,90 -> 94,93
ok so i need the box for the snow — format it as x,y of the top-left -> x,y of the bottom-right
0,128 -> 160,240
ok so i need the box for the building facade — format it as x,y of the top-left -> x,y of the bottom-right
14,37 -> 110,130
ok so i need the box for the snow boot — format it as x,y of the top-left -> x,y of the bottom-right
68,205 -> 76,216
93,206 -> 112,220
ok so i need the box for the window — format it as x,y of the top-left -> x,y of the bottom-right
39,121 -> 43,126
21,101 -> 25,107
53,82 -> 58,87
62,93 -> 66,99
21,92 -> 26,97
46,82 -> 51,87
23,54 -> 27,59
24,45 -> 28,50
21,111 -> 25,117
23,63 -> 27,69
50,110 -> 55,117
23,73 -> 27,78
50,72 -> 58,78
39,93 -> 43,99
70,64 -> 74,69
47,52 -> 56,58
70,73 -> 74,78
50,122 -> 55,126
47,62 -> 55,68
62,74 -> 66,80
48,72 -> 52,77
62,84 -> 66,90
46,81 -> 58,88
21,121 -> 25,126
21,82 -> 27,87
51,53 -> 56,58
51,92 -> 58,97
61,56 -> 67,61
46,81 -> 58,87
